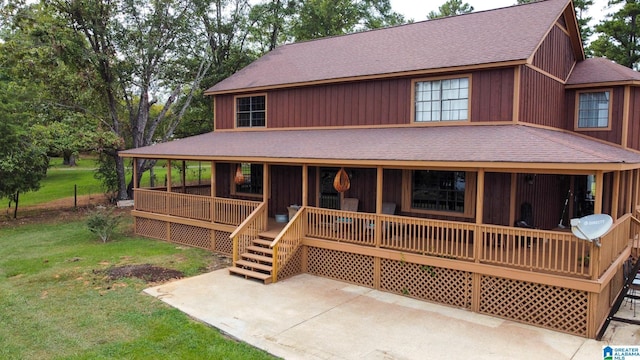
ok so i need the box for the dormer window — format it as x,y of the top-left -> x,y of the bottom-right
576,90 -> 610,129
236,95 -> 266,128
413,76 -> 470,122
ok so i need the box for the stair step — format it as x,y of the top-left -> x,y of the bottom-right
229,266 -> 272,284
252,239 -> 272,247
241,252 -> 273,264
235,259 -> 273,273
247,245 -> 274,255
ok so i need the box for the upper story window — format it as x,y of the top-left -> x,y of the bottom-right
576,90 -> 610,129
236,95 -> 266,128
414,77 -> 469,122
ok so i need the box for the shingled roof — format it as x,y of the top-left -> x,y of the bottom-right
120,125 -> 640,170
206,0 -> 571,94
567,57 -> 640,86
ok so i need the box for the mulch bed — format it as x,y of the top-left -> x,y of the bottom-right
105,264 -> 184,283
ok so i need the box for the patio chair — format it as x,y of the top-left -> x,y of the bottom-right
334,198 -> 359,230
515,202 -> 535,247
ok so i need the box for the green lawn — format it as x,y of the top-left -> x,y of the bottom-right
0,215 -> 277,360
19,157 -> 212,208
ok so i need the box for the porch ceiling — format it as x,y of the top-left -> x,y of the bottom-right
119,124 -> 640,170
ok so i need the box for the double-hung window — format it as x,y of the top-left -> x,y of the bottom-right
236,95 -> 266,128
414,77 -> 469,122
576,90 -> 610,129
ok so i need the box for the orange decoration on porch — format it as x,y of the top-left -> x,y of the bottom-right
234,164 -> 245,185
333,167 -> 351,192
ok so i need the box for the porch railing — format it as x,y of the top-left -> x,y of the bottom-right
133,188 -> 261,225
302,207 -> 637,278
270,206 -> 307,282
229,202 -> 267,264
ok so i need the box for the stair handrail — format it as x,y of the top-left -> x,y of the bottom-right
230,202 -> 267,265
270,206 -> 306,282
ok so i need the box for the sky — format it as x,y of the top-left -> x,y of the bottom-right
389,0 -> 614,26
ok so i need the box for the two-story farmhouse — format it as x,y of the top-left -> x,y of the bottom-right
120,0 -> 640,338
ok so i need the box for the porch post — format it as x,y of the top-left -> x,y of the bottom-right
210,161 -> 216,223
375,166 -> 383,247
166,160 -> 172,192
509,173 -> 517,226
263,163 -> 270,228
594,171 -> 604,214
302,164 -> 308,207
612,171 -> 620,219
472,169 -> 485,313
132,158 -> 138,189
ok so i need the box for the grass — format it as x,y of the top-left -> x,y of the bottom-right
18,157 -> 212,208
0,214 -> 277,360
18,157 -> 102,207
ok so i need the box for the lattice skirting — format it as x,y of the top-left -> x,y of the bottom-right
380,258 -> 472,309
214,231 -> 233,255
307,247 -> 375,287
169,223 -> 212,250
277,247 -> 304,281
479,275 -> 588,337
135,218 -> 168,240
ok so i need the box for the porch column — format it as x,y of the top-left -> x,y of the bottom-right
375,166 -> 383,248
210,161 -> 216,223
594,171 -> 603,214
611,171 -> 620,219
263,163 -> 270,227
132,158 -> 138,189
627,170 -> 634,214
472,169 -> 485,313
166,160 -> 172,192
508,173 -> 517,226
302,164 -> 308,207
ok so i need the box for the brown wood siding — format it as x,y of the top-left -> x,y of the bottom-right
383,169 -> 403,209
270,165 -> 303,217
627,88 -> 640,150
307,166 -> 317,207
565,87 -> 624,144
532,25 -> 575,80
470,68 -> 514,122
558,15 -> 567,29
214,95 -> 235,130
483,172 -> 511,226
519,66 -> 565,127
268,79 -> 411,128
515,174 -> 569,230
603,172 -> 613,216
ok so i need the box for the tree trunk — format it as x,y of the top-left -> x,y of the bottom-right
114,155 -> 129,200
63,151 -> 77,166
13,191 -> 19,219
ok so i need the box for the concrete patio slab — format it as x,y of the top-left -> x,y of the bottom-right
144,270 -> 640,360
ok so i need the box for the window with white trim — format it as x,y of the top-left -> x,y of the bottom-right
577,91 -> 610,128
415,77 -> 469,122
236,95 -> 266,127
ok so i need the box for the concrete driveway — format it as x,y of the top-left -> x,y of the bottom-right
144,270 -> 640,360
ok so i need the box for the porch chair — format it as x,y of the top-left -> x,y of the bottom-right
515,202 -> 535,247
334,198 -> 360,229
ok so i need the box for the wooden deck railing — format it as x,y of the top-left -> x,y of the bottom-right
213,197 -> 261,225
302,208 -> 635,278
270,207 -> 307,282
133,189 -> 260,225
477,224 -> 590,277
230,202 -> 267,264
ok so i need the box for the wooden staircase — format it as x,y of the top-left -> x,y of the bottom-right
229,235 -> 275,284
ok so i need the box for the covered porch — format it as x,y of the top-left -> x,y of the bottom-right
120,125 -> 640,339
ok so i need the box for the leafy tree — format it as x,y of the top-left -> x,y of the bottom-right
50,0 -> 212,199
427,0 -> 473,20
590,0 -> 640,68
291,0 -> 405,41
